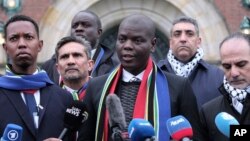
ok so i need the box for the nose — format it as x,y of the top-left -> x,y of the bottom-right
123,40 -> 133,50
17,38 -> 27,49
180,33 -> 187,42
230,66 -> 240,78
76,24 -> 84,31
67,55 -> 76,65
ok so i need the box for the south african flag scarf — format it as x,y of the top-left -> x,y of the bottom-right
95,58 -> 171,141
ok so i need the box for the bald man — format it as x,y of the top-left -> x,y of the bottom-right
78,14 -> 205,141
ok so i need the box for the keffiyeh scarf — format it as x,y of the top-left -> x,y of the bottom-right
95,58 -> 171,141
168,48 -> 204,77
0,65 -> 53,90
223,76 -> 248,114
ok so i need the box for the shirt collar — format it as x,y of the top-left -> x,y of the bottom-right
122,69 -> 144,82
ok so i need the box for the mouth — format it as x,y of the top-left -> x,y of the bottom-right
65,68 -> 78,73
122,54 -> 134,61
75,33 -> 85,38
17,52 -> 30,58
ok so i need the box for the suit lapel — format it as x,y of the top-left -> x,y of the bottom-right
38,87 -> 51,125
4,90 -> 37,137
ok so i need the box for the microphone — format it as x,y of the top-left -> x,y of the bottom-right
128,118 -> 156,141
58,101 -> 88,139
0,123 -> 23,141
215,112 -> 239,138
166,115 -> 193,141
106,94 -> 127,141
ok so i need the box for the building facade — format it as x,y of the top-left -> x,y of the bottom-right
0,0 -> 249,71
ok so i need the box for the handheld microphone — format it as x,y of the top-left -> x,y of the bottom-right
0,123 -> 23,141
166,115 -> 193,141
106,94 -> 126,141
58,101 -> 88,139
128,118 -> 156,141
215,112 -> 239,138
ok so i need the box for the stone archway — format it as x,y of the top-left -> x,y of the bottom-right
38,0 -> 229,63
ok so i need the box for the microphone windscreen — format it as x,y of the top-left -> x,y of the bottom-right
215,112 -> 239,137
128,118 -> 155,141
64,101 -> 88,131
1,124 -> 23,141
166,115 -> 193,140
106,94 -> 126,130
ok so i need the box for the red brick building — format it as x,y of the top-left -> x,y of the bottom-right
0,0 -> 249,66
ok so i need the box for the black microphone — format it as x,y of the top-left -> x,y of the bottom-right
106,94 -> 127,141
58,101 -> 88,139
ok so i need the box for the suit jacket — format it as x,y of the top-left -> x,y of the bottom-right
158,59 -> 224,109
41,44 -> 119,84
200,85 -> 250,141
78,71 -> 206,141
0,84 -> 74,141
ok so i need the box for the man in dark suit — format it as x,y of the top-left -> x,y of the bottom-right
78,14 -> 206,141
0,15 -> 74,141
41,10 -> 119,84
200,32 -> 250,141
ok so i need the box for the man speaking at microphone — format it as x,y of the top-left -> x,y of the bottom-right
0,15 -> 74,141
78,14 -> 206,141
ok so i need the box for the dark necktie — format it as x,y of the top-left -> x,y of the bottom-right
23,90 -> 38,128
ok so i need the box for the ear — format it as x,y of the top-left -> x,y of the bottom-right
38,40 -> 43,52
197,37 -> 201,47
88,59 -> 94,72
2,43 -> 7,51
55,63 -> 61,75
150,37 -> 157,53
97,28 -> 102,37
169,38 -> 174,49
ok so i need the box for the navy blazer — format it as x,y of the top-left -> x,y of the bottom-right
0,84 -> 74,141
158,59 -> 224,109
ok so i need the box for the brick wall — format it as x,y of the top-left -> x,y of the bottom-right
214,0 -> 250,33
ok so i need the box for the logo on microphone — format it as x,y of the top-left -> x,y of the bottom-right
66,106 -> 81,117
7,130 -> 19,140
170,117 -> 185,126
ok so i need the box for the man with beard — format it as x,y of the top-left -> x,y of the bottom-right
41,10 -> 119,84
0,15 -> 74,141
55,36 -> 93,101
158,16 -> 224,109
200,32 -> 250,141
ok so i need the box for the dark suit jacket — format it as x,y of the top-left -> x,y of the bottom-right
200,85 -> 250,141
78,71 -> 206,141
0,84 -> 74,141
41,44 -> 119,84
158,59 -> 224,109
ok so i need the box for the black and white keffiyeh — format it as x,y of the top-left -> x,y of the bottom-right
167,48 -> 204,77
223,76 -> 249,114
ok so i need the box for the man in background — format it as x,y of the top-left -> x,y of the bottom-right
55,36 -> 93,101
42,10 -> 119,84
158,16 -> 224,108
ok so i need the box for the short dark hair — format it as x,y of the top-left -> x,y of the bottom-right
78,10 -> 102,29
219,32 -> 250,49
4,14 -> 39,39
55,36 -> 92,62
171,16 -> 199,36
